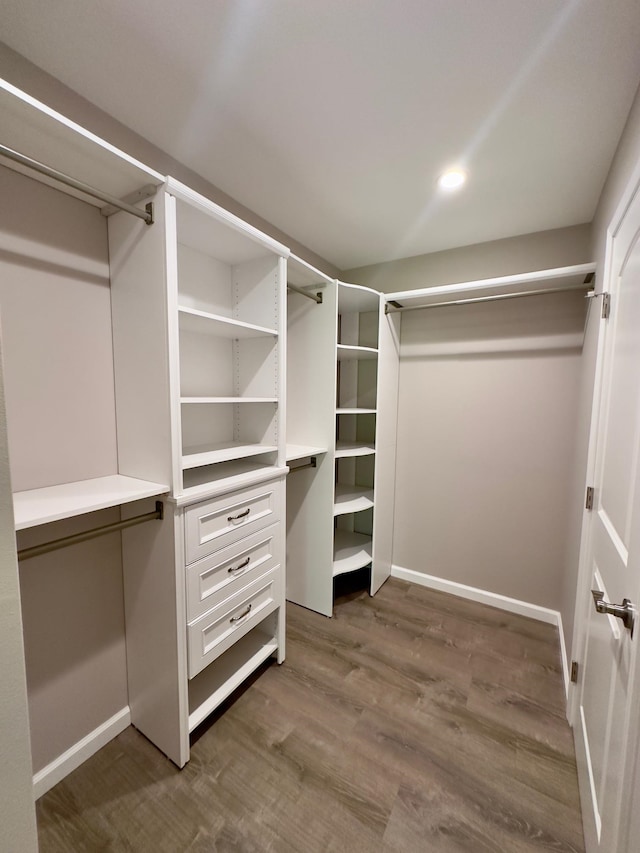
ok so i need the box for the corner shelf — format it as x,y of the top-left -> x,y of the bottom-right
334,441 -> 376,458
336,344 -> 378,360
334,484 -> 374,516
333,530 -> 373,576
13,474 -> 170,531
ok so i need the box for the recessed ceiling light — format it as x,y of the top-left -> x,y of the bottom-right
438,169 -> 467,191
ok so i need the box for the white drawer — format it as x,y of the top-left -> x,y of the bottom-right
187,569 -> 280,678
185,480 -> 281,564
186,523 -> 281,623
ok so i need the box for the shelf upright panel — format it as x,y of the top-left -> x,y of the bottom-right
370,295 -> 400,595
285,256 -> 337,618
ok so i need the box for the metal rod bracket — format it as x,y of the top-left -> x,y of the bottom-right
287,283 -> 323,304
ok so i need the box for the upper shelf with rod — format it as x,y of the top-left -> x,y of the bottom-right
0,78 -> 164,214
287,253 -> 334,304
384,263 -> 597,313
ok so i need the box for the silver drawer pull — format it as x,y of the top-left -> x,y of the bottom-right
230,604 -> 252,623
228,508 -> 251,523
228,557 -> 251,575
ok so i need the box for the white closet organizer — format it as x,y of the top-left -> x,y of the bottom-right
286,266 -> 400,617
109,176 -> 289,768
1,78 -> 175,796
334,282 -> 380,580
165,178 -> 289,500
2,78 -> 288,787
1,80 -> 170,528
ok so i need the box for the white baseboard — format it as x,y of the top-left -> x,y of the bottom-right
391,565 -> 570,698
33,707 -> 130,800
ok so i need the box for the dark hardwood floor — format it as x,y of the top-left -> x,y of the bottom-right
36,577 -> 585,852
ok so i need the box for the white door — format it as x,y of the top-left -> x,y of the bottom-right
572,182 -> 640,852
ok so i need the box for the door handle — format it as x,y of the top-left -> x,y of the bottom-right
591,590 -> 635,637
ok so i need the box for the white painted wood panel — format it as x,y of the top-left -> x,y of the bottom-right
285,264 -> 337,617
371,305 -> 400,594
185,480 -> 281,564
187,568 -> 280,678
185,523 -> 280,622
13,475 -> 168,530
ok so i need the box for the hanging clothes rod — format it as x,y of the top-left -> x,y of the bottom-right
385,282 -> 593,314
287,283 -> 323,304
17,501 -> 164,561
0,143 -> 154,225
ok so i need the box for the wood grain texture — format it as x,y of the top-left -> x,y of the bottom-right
36,578 -> 584,852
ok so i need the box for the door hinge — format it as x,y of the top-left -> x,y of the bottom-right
602,292 -> 611,319
585,486 -> 594,510
571,660 -> 579,683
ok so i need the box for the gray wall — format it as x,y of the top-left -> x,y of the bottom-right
345,225 -> 592,616
0,332 -> 38,850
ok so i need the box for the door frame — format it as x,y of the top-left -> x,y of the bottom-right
568,151 -> 640,851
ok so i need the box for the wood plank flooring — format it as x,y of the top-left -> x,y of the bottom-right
36,577 -> 585,852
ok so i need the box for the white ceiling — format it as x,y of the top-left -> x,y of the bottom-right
1,0 -> 640,270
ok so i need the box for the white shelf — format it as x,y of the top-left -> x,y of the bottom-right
286,444 -> 328,463
13,475 -> 169,531
336,408 -> 377,415
337,281 -> 380,313
182,442 -> 278,469
170,177 -> 289,266
181,397 -> 278,404
333,530 -> 373,576
178,307 -> 277,339
287,253 -> 334,288
188,627 -> 277,732
175,464 -> 287,505
336,344 -> 378,361
334,484 -> 374,516
384,262 -> 597,307
0,80 -> 163,207
335,441 -> 376,458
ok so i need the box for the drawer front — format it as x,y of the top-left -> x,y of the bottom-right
186,523 -> 281,622
187,569 -> 280,678
185,481 -> 281,564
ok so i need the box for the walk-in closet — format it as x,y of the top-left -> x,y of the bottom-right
2,4 -> 640,851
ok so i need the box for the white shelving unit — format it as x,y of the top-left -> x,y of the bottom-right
1,78 -> 179,794
166,178 -> 288,499
108,177 -> 291,770
3,73 -> 290,787
333,282 -> 380,587
286,265 -> 400,616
